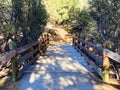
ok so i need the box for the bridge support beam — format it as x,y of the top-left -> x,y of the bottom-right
11,56 -> 18,82
102,55 -> 110,82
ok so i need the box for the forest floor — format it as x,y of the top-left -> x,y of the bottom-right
0,22 -> 120,90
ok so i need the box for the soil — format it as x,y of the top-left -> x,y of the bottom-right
45,22 -> 72,44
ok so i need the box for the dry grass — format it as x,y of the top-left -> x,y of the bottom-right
46,23 -> 72,45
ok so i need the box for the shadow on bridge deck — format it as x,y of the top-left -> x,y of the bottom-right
19,44 -> 120,90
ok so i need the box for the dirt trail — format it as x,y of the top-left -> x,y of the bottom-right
45,22 -> 72,44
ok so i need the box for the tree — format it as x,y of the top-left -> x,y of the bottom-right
90,0 -> 120,52
28,0 -> 48,41
0,0 -> 13,39
42,0 -> 88,24
0,0 -> 48,51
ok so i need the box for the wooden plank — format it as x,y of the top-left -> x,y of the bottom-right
0,32 -> 49,81
75,47 -> 102,77
17,41 -> 39,54
33,47 -> 39,55
0,50 -> 16,65
17,51 -> 33,65
17,56 -> 37,80
17,44 -> 32,54
103,49 -> 120,63
11,56 -> 18,82
79,39 -> 120,64
31,41 -> 39,46
79,44 -> 103,68
102,55 -> 110,82
81,40 -> 103,55
17,62 -> 31,80
0,41 -> 38,65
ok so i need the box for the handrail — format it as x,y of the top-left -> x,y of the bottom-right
0,50 -> 16,64
81,39 -> 120,63
0,32 -> 49,81
73,36 -> 120,81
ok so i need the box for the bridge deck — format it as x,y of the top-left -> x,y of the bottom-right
18,44 -> 115,90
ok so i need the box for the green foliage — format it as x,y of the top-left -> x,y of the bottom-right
69,8 -> 91,29
0,0 -> 13,36
42,0 -> 88,24
28,0 -> 48,41
90,0 -> 120,52
43,0 -> 93,41
0,0 -> 48,46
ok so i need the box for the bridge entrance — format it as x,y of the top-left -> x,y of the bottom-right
0,23 -> 120,90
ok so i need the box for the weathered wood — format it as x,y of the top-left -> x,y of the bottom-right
0,32 -> 49,81
17,51 -> 33,65
11,56 -> 18,82
73,37 -> 78,47
74,37 -> 120,81
30,47 -> 34,60
16,33 -> 49,80
31,41 -> 39,46
0,50 -> 16,65
17,41 -> 38,54
17,56 -> 37,80
33,47 -> 39,55
79,39 -> 120,63
79,39 -> 103,55
75,46 -> 102,77
103,49 -> 120,63
102,55 -> 110,82
79,44 -> 103,68
17,61 -> 31,80
17,44 -> 32,54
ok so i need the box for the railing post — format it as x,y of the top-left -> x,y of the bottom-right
47,33 -> 49,46
73,35 -> 78,48
88,38 -> 94,52
73,37 -> 75,46
43,34 -> 47,54
45,34 -> 49,48
44,34 -> 47,49
30,47 -> 34,59
102,55 -> 110,82
39,35 -> 44,55
39,39 -> 41,55
11,55 -> 18,82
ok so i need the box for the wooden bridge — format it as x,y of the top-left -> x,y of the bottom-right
0,32 -> 49,81
0,31 -> 120,90
73,36 -> 120,80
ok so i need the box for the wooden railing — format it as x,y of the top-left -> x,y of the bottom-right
73,36 -> 120,81
0,33 -> 49,81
